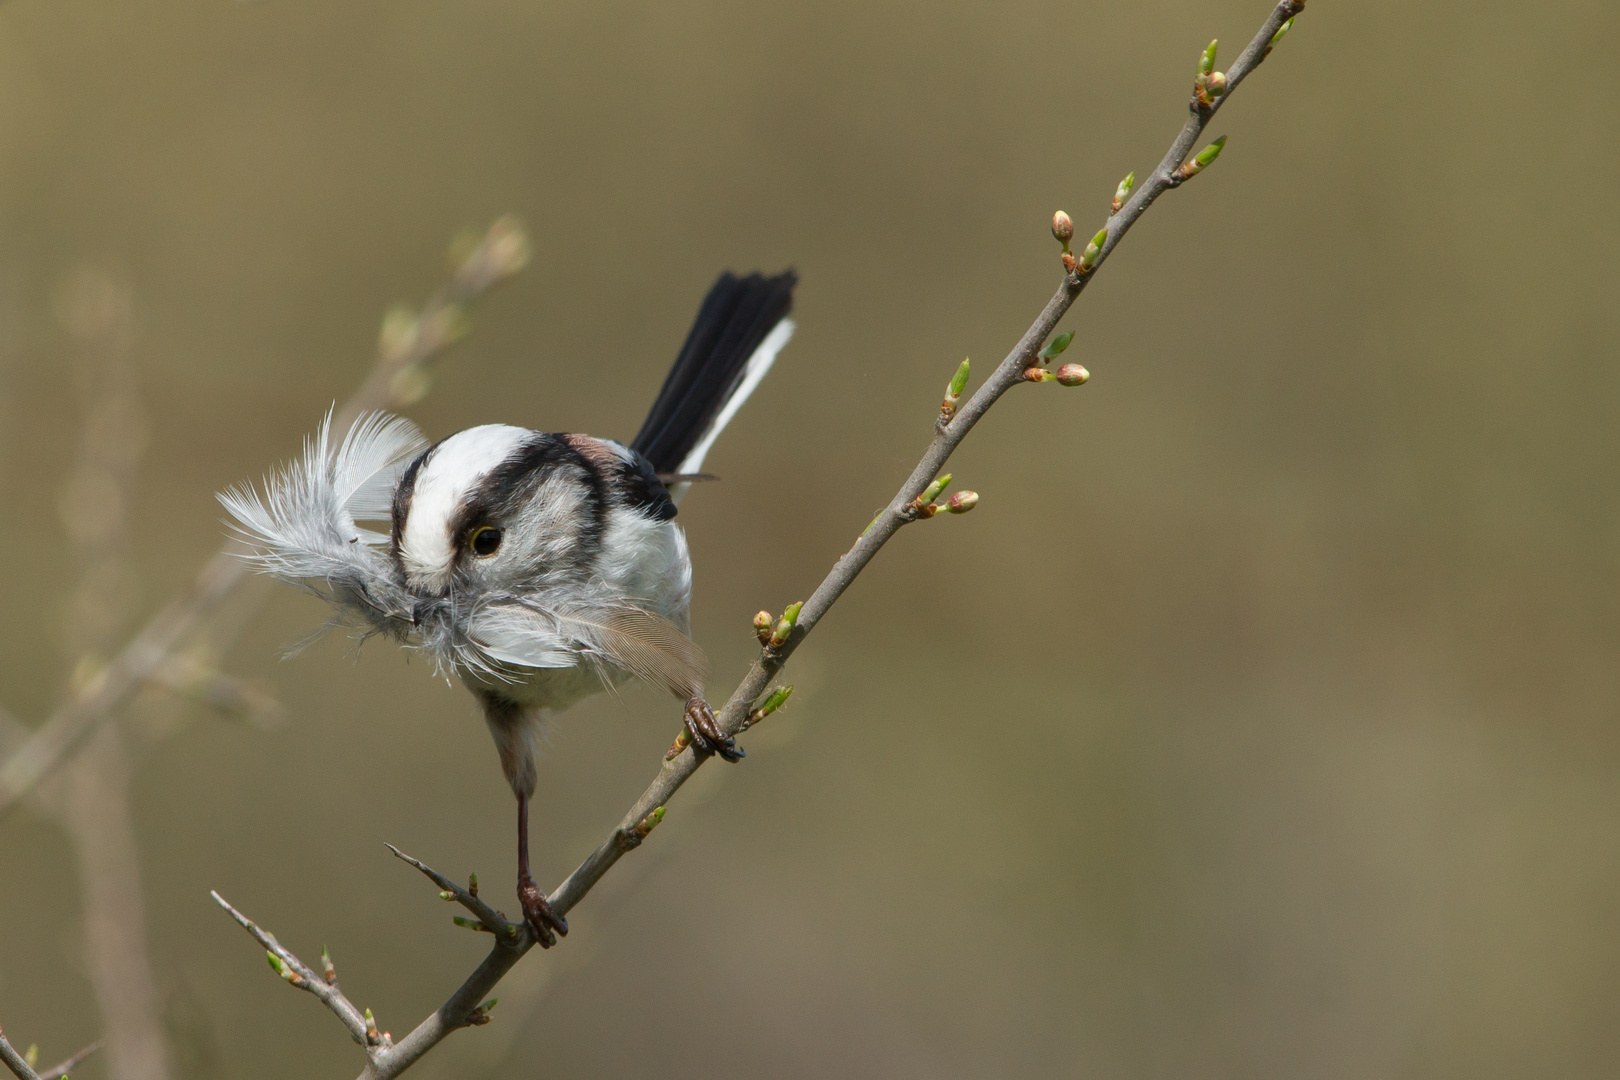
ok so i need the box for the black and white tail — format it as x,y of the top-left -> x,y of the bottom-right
630,270 -> 797,478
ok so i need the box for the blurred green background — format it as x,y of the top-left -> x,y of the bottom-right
3,0 -> 1619,1077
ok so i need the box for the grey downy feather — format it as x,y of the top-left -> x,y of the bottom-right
217,410 -> 426,636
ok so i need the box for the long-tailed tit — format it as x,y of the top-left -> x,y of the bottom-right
220,271 -> 796,945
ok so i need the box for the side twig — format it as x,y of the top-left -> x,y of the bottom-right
209,893 -> 378,1051
308,4 -> 1308,1078
0,1029 -> 101,1080
384,845 -> 518,939
0,1031 -> 37,1080
35,1042 -> 102,1080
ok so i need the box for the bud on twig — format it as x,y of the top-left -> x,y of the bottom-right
468,997 -> 500,1026
1038,330 -> 1074,363
454,216 -> 532,293
266,951 -> 302,985
1079,229 -> 1107,271
23,1045 -> 37,1070
1055,363 -> 1090,386
907,473 -> 978,518
378,305 -> 418,365
940,358 -> 970,421
483,218 -> 531,278
452,916 -> 494,933
439,890 -> 456,901
753,610 -> 773,646
1024,366 -> 1054,383
770,602 -> 804,648
1111,172 -> 1135,214
742,685 -> 795,730
1193,40 -> 1230,108
909,473 -> 953,517
1173,136 -> 1227,183
665,726 -> 692,761
321,945 -> 337,985
467,872 -> 478,898
1264,16 -> 1294,57
1051,210 -> 1074,252
635,806 -> 667,838
365,1009 -> 381,1044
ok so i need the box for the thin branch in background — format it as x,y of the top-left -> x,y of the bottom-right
0,1028 -> 102,1080
0,221 -> 531,1080
37,262 -> 171,1080
205,4 -> 1309,1078
0,706 -> 29,756
147,653 -> 284,732
33,1041 -> 102,1080
0,217 -> 532,818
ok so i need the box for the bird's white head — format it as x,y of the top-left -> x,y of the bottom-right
393,424 -> 530,593
391,424 -> 610,596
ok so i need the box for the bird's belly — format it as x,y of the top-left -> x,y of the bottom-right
455,659 -> 623,712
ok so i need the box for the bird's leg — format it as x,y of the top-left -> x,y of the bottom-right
516,790 -> 568,947
683,696 -> 743,762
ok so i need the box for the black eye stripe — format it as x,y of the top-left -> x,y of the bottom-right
445,433 -> 607,576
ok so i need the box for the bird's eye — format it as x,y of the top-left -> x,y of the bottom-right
469,526 -> 503,557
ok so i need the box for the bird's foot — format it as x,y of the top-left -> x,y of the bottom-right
684,697 -> 743,762
517,873 -> 568,948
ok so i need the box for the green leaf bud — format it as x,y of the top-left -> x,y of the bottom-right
1039,330 -> 1075,361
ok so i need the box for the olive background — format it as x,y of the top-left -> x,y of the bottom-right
2,0 -> 1618,1077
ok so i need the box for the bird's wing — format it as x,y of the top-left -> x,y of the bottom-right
465,594 -> 709,698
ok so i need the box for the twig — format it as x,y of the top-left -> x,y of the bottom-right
384,844 -> 519,938
0,1031 -> 39,1080
563,0 -> 1304,939
0,218 -> 531,818
332,4 -> 1309,1077
209,892 -> 378,1051
36,1042 -> 102,1080
0,1030 -> 101,1080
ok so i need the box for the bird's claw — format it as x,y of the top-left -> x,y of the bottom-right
684,697 -> 743,762
517,874 -> 568,948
